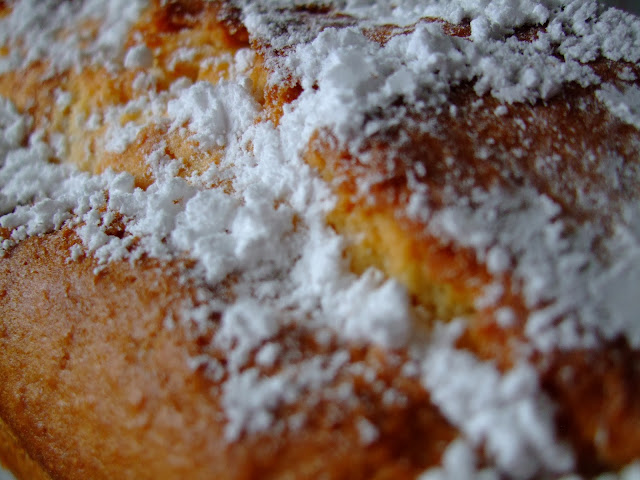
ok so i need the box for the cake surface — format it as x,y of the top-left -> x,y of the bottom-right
1,1 -> 640,479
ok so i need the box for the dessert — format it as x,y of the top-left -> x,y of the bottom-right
1,0 -> 640,478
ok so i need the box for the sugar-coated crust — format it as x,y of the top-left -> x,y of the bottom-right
2,0 -> 640,479
306,80 -> 640,470
0,229 -> 455,479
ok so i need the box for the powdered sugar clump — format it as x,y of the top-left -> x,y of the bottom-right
418,321 -> 574,479
597,83 -> 640,130
167,81 -> 259,151
0,98 -> 28,157
104,122 -> 145,154
124,44 -> 153,70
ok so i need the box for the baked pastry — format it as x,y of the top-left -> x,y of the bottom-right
1,0 -> 640,478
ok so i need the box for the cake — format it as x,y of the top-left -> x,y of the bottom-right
1,0 -> 640,479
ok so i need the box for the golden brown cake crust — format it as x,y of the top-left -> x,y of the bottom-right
0,415 -> 51,480
0,229 -> 457,479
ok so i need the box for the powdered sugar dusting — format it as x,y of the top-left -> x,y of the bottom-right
167,81 -> 259,151
2,0 -> 640,477
342,0 -> 557,27
0,80 -> 410,443
417,321 -> 574,478
597,83 -> 640,129
0,0 -> 148,74
222,351 -> 350,441
418,439 -> 499,480
0,98 -> 28,158
247,0 -> 640,352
